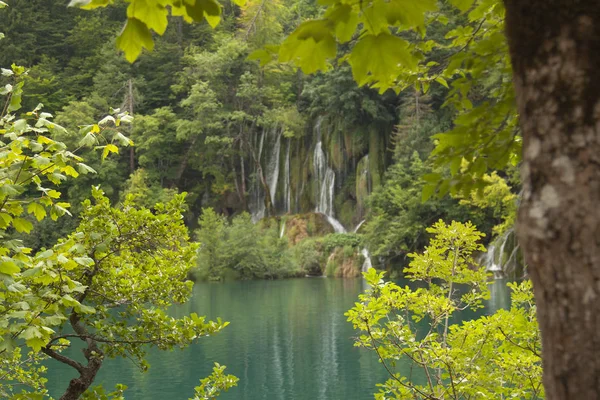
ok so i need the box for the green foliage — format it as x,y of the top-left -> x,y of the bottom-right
81,384 -> 128,400
194,210 -> 300,280
189,363 -> 239,400
0,71 -> 232,398
195,207 -> 227,280
347,222 -> 542,399
120,168 -> 177,208
278,0 -> 519,198
457,171 -> 517,236
70,0 -> 227,63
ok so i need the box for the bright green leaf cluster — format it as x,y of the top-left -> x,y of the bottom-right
347,221 -> 542,399
189,363 -> 239,400
70,0 -> 225,62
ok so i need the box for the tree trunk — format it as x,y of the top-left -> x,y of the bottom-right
59,358 -> 102,400
174,136 -> 199,187
504,1 -> 600,398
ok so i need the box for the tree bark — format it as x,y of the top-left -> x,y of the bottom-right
504,1 -> 600,398
43,313 -> 104,400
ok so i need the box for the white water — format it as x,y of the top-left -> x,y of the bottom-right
325,215 -> 347,234
283,139 -> 291,213
267,127 -> 282,209
313,118 -> 343,230
280,222 -> 286,239
360,248 -> 373,273
250,129 -> 267,222
355,220 -> 373,273
353,220 -> 366,233
480,228 -> 520,278
312,119 -> 373,271
250,126 -> 282,222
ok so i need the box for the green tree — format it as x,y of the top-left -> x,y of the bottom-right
0,66 -> 233,399
195,207 -> 227,280
348,221 -> 542,399
273,1 -> 600,396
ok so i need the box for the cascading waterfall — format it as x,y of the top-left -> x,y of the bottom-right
353,219 -> 366,233
249,126 -> 282,222
249,129 -> 267,222
313,118 -> 346,233
267,127 -> 282,208
283,139 -> 291,214
480,228 -> 522,278
279,222 -> 286,239
360,248 -> 373,273
354,220 -> 373,273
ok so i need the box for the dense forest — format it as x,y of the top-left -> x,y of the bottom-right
4,0 -> 594,398
0,0 -> 518,281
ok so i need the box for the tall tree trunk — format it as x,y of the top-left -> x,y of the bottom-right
504,1 -> 600,398
174,136 -> 198,187
128,79 -> 135,174
42,313 -> 103,400
240,152 -> 247,210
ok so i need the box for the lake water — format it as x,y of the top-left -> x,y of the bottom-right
45,278 -> 511,399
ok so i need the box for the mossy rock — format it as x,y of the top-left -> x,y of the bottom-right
325,247 -> 362,278
284,213 -> 334,245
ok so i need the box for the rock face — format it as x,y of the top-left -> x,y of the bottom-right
325,248 -> 363,278
245,116 -> 392,227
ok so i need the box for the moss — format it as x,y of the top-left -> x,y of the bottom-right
338,200 -> 357,229
324,246 -> 362,278
368,128 -> 383,190
329,130 -> 345,171
325,250 -> 339,277
285,213 -> 334,244
356,154 -> 370,220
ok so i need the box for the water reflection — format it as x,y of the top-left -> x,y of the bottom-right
45,278 -> 511,400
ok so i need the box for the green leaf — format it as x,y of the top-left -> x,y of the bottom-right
113,131 -> 133,146
248,49 -> 276,67
384,0 -> 437,29
0,1 -> 7,8
27,203 -> 47,222
79,132 -> 98,147
280,21 -> 336,74
101,143 -> 120,160
116,18 -> 155,63
184,0 -> 222,27
325,4 -> 359,43
0,184 -> 25,197
62,165 -> 80,178
126,0 -> 168,35
421,183 -> 436,202
77,163 -> 97,175
0,260 -> 20,275
348,33 -> 416,88
13,218 -> 33,233
70,0 -> 112,8
435,76 -> 449,88
449,0 -> 475,12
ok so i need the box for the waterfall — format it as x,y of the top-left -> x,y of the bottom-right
249,129 -> 266,222
480,228 -> 522,279
361,248 -> 373,273
283,139 -> 291,213
249,126 -> 282,222
313,117 -> 346,233
279,222 -> 286,238
355,220 -> 373,273
356,155 -> 371,220
353,220 -> 366,233
267,127 -> 282,209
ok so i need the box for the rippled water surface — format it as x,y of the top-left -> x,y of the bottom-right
46,278 -> 510,399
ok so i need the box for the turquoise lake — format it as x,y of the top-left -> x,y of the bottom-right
45,278 -> 511,399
